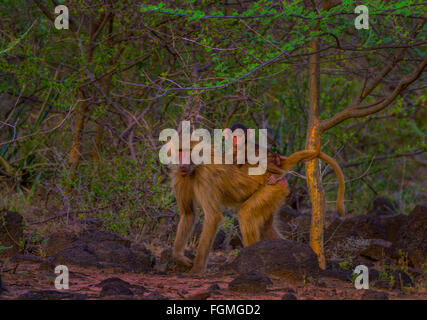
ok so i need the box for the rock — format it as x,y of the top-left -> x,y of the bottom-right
0,210 -> 24,258
45,232 -> 78,256
281,293 -> 297,300
18,290 -> 87,300
98,277 -> 147,296
142,291 -> 169,300
228,272 -> 272,293
185,290 -> 212,300
10,253 -> 47,264
208,283 -> 221,292
361,289 -> 389,300
391,205 -> 427,268
321,260 -> 352,281
89,241 -> 154,272
325,214 -> 407,251
359,239 -> 392,261
275,213 -> 311,243
78,230 -> 131,248
48,231 -> 155,272
99,278 -> 134,298
89,241 -> 134,269
51,242 -> 100,268
131,243 -> 156,272
229,239 -> 320,280
369,197 -> 397,216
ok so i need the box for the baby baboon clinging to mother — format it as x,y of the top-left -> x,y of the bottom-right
229,123 -> 289,185
169,140 -> 345,274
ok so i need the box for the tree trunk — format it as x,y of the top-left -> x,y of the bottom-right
306,36 -> 326,269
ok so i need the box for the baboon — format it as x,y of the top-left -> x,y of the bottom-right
170,144 -> 345,274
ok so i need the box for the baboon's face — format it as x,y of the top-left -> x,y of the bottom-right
177,150 -> 196,176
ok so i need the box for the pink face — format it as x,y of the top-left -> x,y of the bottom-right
178,150 -> 194,176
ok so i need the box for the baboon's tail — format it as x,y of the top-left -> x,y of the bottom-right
282,150 -> 345,215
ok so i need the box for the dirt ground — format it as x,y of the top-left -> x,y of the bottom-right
1,261 -> 425,300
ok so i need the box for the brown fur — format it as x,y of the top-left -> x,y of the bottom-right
170,147 -> 344,273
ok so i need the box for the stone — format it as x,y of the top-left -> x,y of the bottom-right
281,293 -> 297,300
228,272 -> 272,293
228,239 -> 320,280
391,205 -> 427,268
359,239 -> 392,261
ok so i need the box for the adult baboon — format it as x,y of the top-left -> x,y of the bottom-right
170,147 -> 344,274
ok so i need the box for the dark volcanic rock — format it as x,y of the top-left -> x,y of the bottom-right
228,272 -> 272,293
228,239 -> 320,280
281,293 -> 297,300
48,230 -> 155,272
0,210 -> 24,258
51,242 -> 100,268
98,277 -> 147,296
88,241 -> 154,272
185,290 -> 212,300
361,289 -> 389,300
208,283 -> 221,292
359,239 -> 392,261
10,253 -> 47,264
275,213 -> 311,243
131,243 -> 156,272
391,205 -> 427,268
79,230 -> 131,248
45,232 -> 78,256
325,214 -> 407,248
89,241 -> 135,269
18,290 -> 87,300
99,278 -> 134,298
142,291 -> 169,300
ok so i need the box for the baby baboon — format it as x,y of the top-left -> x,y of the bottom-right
230,123 -> 288,185
170,143 -> 344,274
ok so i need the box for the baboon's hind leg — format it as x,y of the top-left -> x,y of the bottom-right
238,185 -> 287,246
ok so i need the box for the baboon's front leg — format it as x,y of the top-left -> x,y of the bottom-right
190,206 -> 223,274
173,194 -> 196,268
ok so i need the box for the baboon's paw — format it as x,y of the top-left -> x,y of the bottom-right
173,254 -> 193,268
188,265 -> 204,275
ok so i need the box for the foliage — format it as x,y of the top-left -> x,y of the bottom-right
0,0 -> 425,241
